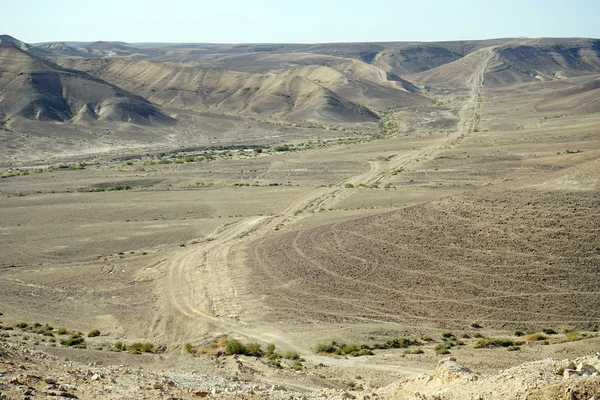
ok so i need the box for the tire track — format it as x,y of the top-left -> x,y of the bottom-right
158,46 -> 496,360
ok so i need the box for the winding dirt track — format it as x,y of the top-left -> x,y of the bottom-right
156,47 -> 496,354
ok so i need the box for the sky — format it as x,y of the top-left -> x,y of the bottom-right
4,0 -> 600,44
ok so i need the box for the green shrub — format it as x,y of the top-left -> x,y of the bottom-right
245,342 -> 263,357
281,349 -> 299,360
265,343 -> 276,356
359,349 -> 374,356
384,337 -> 415,349
507,345 -> 521,351
542,328 -> 557,335
344,183 -> 355,188
114,341 -> 125,351
524,333 -> 548,341
402,348 -> 424,355
471,323 -> 483,329
129,342 -> 155,354
340,343 -> 358,354
435,343 -> 451,355
441,332 -> 454,338
565,331 -> 582,342
184,343 -> 193,353
514,330 -> 525,337
60,334 -> 85,347
225,340 -> 247,355
290,359 -> 303,371
142,342 -> 155,353
88,329 -> 101,337
15,322 -> 28,329
314,341 -> 337,354
473,338 -> 517,348
273,145 -> 290,152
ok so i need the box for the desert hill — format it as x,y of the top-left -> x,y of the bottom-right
59,57 -> 429,122
408,39 -> 600,86
0,34 -> 51,57
37,40 -> 155,58
0,45 -> 173,125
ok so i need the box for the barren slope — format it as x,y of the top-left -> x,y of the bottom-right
0,45 -> 173,126
59,58 -> 423,123
409,39 -> 600,87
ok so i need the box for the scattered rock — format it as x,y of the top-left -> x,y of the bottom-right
44,376 -> 59,384
563,369 -> 580,378
271,384 -> 286,392
576,363 -> 598,376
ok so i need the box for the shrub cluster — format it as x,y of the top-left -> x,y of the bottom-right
61,334 -> 85,348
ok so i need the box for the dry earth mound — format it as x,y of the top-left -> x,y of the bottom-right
247,188 -> 600,327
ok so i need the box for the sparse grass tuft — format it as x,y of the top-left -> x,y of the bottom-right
523,333 -> 548,342
402,348 -> 424,356
435,343 -> 451,355
88,329 -> 101,337
282,349 -> 300,360
129,342 -> 155,354
565,331 -> 583,342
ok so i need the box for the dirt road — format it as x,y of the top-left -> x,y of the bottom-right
157,47 -> 496,358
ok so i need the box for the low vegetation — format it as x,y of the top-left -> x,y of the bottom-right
60,334 -> 85,348
473,338 -> 520,349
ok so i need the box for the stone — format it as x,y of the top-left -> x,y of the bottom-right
152,383 -> 164,390
563,369 -> 580,379
44,376 -> 59,384
576,363 -> 598,376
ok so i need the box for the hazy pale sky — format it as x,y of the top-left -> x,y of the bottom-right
4,0 -> 600,44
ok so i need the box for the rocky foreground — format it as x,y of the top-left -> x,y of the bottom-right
1,341 -> 599,399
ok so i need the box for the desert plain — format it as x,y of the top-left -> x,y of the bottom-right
0,35 -> 599,399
